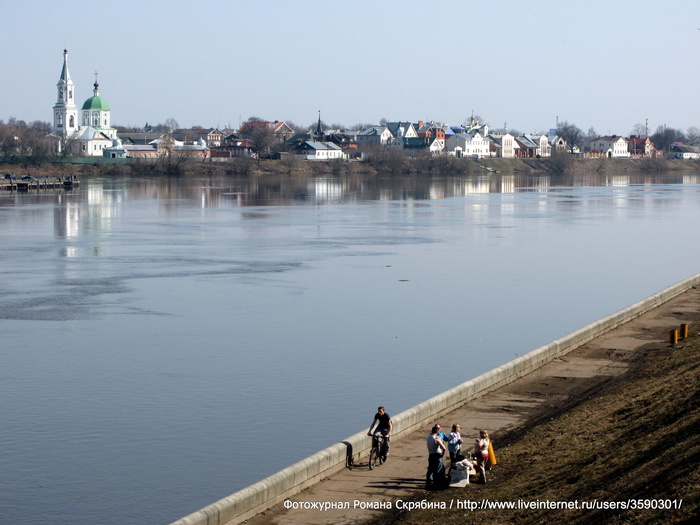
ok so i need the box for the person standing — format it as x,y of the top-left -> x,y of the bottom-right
368,406 -> 392,460
474,429 -> 490,484
426,424 -> 446,489
447,423 -> 463,464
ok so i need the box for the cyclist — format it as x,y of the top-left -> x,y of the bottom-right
367,406 -> 393,460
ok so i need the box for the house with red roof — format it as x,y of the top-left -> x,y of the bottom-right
627,136 -> 655,157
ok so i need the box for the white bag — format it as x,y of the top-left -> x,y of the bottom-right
450,469 -> 470,487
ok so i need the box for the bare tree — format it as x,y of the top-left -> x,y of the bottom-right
370,149 -> 406,176
284,120 -> 306,134
164,118 -> 179,133
280,152 -> 299,175
556,121 -> 584,154
0,118 -> 53,159
549,150 -> 573,172
250,125 -> 275,158
650,125 -> 686,152
630,123 -> 647,137
464,114 -> 486,127
686,126 -> 700,145
156,136 -> 196,175
0,119 -> 15,156
582,127 -> 598,152
60,134 -> 80,157
24,121 -> 52,160
307,119 -> 328,133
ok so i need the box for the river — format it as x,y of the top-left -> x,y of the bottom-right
1,170 -> 699,524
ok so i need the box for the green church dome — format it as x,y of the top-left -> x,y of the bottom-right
82,95 -> 110,111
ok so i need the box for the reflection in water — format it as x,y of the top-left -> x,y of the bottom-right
5,171 -> 696,239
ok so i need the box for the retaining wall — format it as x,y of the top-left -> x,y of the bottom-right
171,273 -> 700,525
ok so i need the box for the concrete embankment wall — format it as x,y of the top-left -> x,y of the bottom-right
171,273 -> 700,525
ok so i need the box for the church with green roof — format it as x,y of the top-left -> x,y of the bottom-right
51,49 -> 118,156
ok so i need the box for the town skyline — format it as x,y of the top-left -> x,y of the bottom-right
2,1 -> 699,136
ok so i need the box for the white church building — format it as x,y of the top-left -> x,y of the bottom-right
50,49 -> 118,156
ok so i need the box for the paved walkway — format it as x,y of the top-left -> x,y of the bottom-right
244,286 -> 700,525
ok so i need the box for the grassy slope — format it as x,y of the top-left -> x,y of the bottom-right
376,324 -> 700,525
3,157 -> 700,180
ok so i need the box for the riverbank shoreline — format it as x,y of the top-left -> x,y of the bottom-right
2,156 -> 700,180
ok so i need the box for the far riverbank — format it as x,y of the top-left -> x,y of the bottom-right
2,156 -> 700,180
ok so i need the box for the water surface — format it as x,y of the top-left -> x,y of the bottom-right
1,171 -> 699,524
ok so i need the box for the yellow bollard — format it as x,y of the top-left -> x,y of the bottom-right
488,442 -> 497,466
681,324 -> 689,339
670,329 -> 679,345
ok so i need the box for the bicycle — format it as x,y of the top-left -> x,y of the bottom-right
368,433 -> 387,470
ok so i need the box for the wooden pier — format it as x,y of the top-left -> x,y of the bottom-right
1,178 -> 79,191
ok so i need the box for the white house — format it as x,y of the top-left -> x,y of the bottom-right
294,141 -> 344,160
103,138 -> 127,159
487,134 -> 516,158
549,135 -> 568,153
356,126 -> 393,146
445,132 -> 490,158
524,134 -> 552,157
590,136 -> 630,158
425,137 -> 445,155
670,144 -> 700,159
389,136 -> 445,156
386,122 -> 418,139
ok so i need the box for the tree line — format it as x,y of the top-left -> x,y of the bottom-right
2,115 -> 699,162
555,121 -> 699,154
0,118 -> 53,161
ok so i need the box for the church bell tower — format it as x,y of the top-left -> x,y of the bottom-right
53,49 -> 79,136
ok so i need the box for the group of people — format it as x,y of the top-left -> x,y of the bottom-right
367,406 -> 493,489
426,424 -> 491,488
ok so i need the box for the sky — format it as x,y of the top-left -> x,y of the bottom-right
2,0 -> 699,135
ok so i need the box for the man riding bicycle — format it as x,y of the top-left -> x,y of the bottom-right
367,406 -> 393,461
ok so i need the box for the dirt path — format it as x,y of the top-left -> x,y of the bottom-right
243,286 -> 700,525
